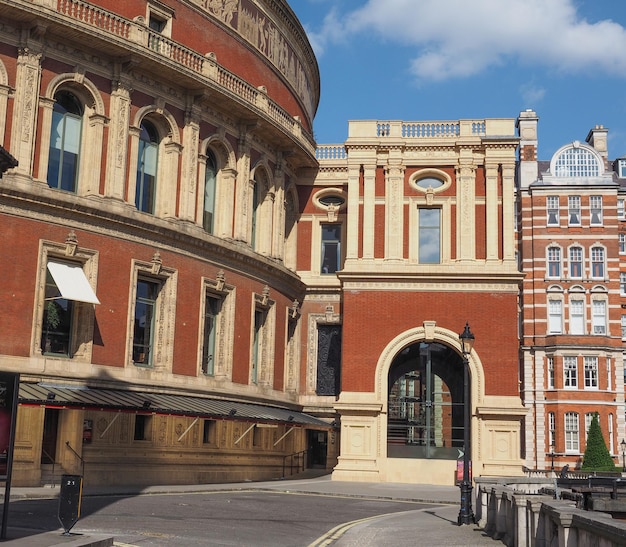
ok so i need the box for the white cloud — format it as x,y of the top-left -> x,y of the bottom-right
312,0 -> 626,81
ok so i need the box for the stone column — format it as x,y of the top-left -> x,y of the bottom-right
502,163 -> 516,261
104,76 -> 132,201
362,163 -> 376,259
345,164 -> 361,260
233,129 -> 252,242
36,96 -> 56,182
216,167 -> 237,239
157,139 -> 182,218
81,112 -> 107,196
180,102 -> 201,223
384,159 -> 405,261
485,163 -> 499,261
456,160 -> 476,261
272,157 -> 286,260
11,44 -> 43,178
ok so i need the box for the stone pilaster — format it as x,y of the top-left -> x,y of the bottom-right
104,76 -> 132,201
485,163 -> 499,261
180,101 -> 201,223
384,159 -> 405,261
362,163 -> 376,259
456,159 -> 476,261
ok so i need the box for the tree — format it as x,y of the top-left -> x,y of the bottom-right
581,413 -> 616,472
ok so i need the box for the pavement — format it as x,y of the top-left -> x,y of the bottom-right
0,474 -> 502,546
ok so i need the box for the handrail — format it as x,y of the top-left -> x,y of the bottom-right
41,447 -> 56,487
65,441 -> 84,477
282,449 -> 307,479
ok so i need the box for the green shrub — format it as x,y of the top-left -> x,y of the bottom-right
581,413 -> 616,472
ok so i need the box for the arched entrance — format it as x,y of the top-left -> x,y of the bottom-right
387,341 -> 465,461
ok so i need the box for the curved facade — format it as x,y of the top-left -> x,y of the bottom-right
0,0 -> 333,487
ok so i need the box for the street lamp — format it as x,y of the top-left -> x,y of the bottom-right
458,322 -> 475,526
621,439 -> 626,472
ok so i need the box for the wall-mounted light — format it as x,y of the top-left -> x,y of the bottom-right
46,392 -> 56,401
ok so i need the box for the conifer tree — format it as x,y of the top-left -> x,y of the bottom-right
581,413 -> 616,472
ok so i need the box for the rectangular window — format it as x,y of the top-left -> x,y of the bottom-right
565,412 -> 579,453
133,279 -> 159,366
42,269 -> 74,357
584,356 -> 598,388
547,356 -> 555,389
622,315 -> 626,339
609,414 -> 614,454
590,195 -> 603,225
548,412 -> 556,449
592,300 -> 606,335
316,325 -> 342,396
547,247 -> 561,278
620,234 -> 626,255
548,300 -> 563,334
546,196 -> 559,226
202,420 -> 216,445
418,208 -> 441,264
585,413 -> 594,442
591,247 -> 605,278
251,309 -> 266,384
569,299 -> 584,335
621,273 -> 626,296
134,414 -> 152,441
619,163 -> 626,179
564,356 -> 577,388
568,196 -> 581,226
569,247 -> 583,278
201,295 -> 221,375
619,198 -> 625,218
321,224 -> 341,274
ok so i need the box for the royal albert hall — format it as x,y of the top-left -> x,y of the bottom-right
0,0 -> 526,488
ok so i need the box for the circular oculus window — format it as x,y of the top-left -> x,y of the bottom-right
416,177 -> 445,189
318,194 -> 345,207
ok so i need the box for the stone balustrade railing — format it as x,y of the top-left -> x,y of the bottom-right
28,0 -> 316,155
475,477 -> 626,547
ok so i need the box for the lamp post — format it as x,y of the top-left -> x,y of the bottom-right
621,439 -> 626,472
458,322 -> 475,526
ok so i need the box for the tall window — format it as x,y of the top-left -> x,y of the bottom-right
136,120 -> 159,214
590,196 -> 603,225
547,356 -> 555,389
47,90 -> 82,192
547,246 -> 561,278
620,234 -> 626,255
418,208 -> 441,263
590,246 -> 605,278
203,151 -> 217,233
569,299 -> 584,335
42,267 -> 75,356
622,315 -> 626,339
251,309 -> 265,384
546,196 -> 560,226
619,198 -> 625,218
621,272 -> 626,296
548,412 -> 556,449
133,279 -> 159,366
564,356 -> 577,388
569,246 -> 583,278
591,299 -> 607,335
201,295 -> 221,375
321,224 -> 341,274
609,414 -> 614,454
584,356 -> 598,389
565,412 -> 579,453
316,325 -> 342,396
568,196 -> 581,226
585,413 -> 594,442
548,299 -> 563,334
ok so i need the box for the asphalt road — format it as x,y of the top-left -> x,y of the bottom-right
6,490 -> 438,546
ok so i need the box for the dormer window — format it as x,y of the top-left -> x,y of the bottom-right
552,142 -> 602,177
616,159 -> 626,178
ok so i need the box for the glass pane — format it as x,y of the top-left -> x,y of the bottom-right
419,209 -> 440,263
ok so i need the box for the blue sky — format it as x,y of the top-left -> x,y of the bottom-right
290,0 -> 626,160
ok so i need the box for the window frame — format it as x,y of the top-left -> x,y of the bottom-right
564,412 -> 580,453
590,246 -> 605,279
321,223 -> 342,274
417,208 -> 441,264
583,356 -> 599,389
569,246 -> 583,279
589,195 -> 603,226
547,246 -> 561,278
568,196 -> 581,226
548,298 -> 563,334
563,356 -> 578,388
546,196 -> 560,226
135,119 -> 160,214
569,298 -> 585,335
591,298 -> 607,335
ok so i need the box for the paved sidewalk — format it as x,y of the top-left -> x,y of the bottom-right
0,475 -> 502,546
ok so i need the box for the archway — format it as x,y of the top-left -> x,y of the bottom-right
387,341 -> 465,461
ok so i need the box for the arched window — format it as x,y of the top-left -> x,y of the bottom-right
47,90 -> 83,192
136,120 -> 159,214
553,144 -> 601,178
203,150 -> 217,233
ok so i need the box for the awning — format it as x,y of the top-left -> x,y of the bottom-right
47,261 -> 100,304
18,383 -> 330,428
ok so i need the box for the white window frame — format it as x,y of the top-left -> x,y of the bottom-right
589,195 -> 603,226
584,356 -> 598,389
546,196 -> 560,226
568,196 -> 581,226
569,246 -> 583,279
564,356 -> 578,388
591,299 -> 607,335
620,233 -> 626,255
590,246 -> 605,279
569,298 -> 585,335
547,356 -> 555,389
622,315 -> 626,340
547,246 -> 561,278
618,198 -> 625,218
548,412 -> 556,449
620,272 -> 626,296
565,412 -> 580,453
585,412 -> 594,442
548,299 -> 563,334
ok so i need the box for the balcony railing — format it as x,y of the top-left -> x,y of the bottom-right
50,0 -> 315,153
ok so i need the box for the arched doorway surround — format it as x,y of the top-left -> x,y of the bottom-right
333,321 -> 525,485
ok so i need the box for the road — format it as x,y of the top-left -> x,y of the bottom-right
6,490 -> 439,546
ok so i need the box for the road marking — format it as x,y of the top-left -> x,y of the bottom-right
308,513 -> 386,547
